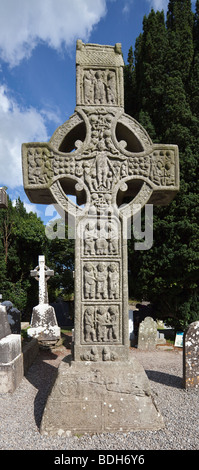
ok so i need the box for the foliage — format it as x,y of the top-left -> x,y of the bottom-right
125,0 -> 199,330
0,197 -> 74,319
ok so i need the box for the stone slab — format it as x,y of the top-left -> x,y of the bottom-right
0,352 -> 23,393
41,357 -> 164,436
1,301 -> 21,334
0,305 -> 11,340
138,317 -> 157,351
183,321 -> 199,389
0,334 -> 21,363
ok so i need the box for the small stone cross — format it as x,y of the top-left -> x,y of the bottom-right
30,255 -> 54,305
23,41 -> 179,362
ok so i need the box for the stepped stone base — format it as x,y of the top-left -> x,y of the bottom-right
0,334 -> 23,393
28,304 -> 60,345
40,356 -> 164,436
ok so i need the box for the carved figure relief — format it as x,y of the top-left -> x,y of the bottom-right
84,306 -> 97,342
82,69 -> 117,106
26,132 -> 177,194
108,263 -> 119,299
96,263 -> 107,299
83,305 -> 119,344
83,219 -> 119,256
83,261 -> 120,300
84,262 -> 96,299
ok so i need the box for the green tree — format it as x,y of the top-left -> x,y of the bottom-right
125,0 -> 199,330
0,197 -> 75,318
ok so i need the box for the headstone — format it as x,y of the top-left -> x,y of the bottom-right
183,321 -> 199,389
1,300 -> 21,334
22,40 -> 179,435
0,305 -> 23,393
28,255 -> 60,345
138,317 -> 157,350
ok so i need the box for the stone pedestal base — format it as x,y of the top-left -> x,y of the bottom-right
0,334 -> 23,393
41,356 -> 164,436
28,304 -> 60,345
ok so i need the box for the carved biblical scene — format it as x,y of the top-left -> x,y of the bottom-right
83,218 -> 119,257
83,261 -> 120,300
83,68 -> 117,106
83,304 -> 120,344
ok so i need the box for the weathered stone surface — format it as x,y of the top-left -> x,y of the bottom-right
1,300 -> 21,334
22,40 -> 179,433
28,255 -> 60,343
0,187 -> 8,209
0,334 -> 21,363
0,305 -> 11,340
28,304 -> 60,343
0,334 -> 23,393
41,356 -> 163,436
138,317 -> 157,351
183,321 -> 199,389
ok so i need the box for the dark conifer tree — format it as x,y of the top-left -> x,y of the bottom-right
125,0 -> 199,329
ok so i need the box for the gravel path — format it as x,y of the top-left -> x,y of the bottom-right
0,340 -> 198,451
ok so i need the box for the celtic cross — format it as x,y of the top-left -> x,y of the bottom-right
30,255 -> 54,305
22,41 -> 179,362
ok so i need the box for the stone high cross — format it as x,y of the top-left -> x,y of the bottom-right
0,188 -> 8,209
30,255 -> 54,305
22,41 -> 179,363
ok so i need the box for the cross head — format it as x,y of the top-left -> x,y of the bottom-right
23,41 -> 179,362
30,255 -> 54,305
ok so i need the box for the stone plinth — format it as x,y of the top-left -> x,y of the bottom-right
183,321 -> 199,389
0,305 -> 23,393
41,356 -> 163,436
28,304 -> 60,345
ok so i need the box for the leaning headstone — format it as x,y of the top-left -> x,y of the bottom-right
1,300 -> 21,334
0,305 -> 23,393
28,255 -> 60,346
22,40 -> 179,435
183,321 -> 199,389
138,317 -> 157,350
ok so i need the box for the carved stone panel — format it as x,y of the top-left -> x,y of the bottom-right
83,261 -> 120,301
82,304 -> 120,345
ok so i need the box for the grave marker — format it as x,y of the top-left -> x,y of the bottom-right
0,305 -> 23,393
22,41 -> 179,434
28,255 -> 60,345
138,316 -> 157,350
183,321 -> 199,389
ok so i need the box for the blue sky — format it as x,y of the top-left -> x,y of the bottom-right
0,0 -> 196,223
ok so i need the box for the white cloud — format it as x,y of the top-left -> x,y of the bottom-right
0,84 -> 49,188
12,198 -> 40,216
146,0 -> 168,11
0,0 -> 107,67
122,0 -> 134,15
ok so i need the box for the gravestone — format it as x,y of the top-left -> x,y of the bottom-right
1,300 -> 21,334
183,321 -> 199,389
0,305 -> 23,393
138,316 -> 157,350
28,255 -> 60,345
22,41 -> 179,435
